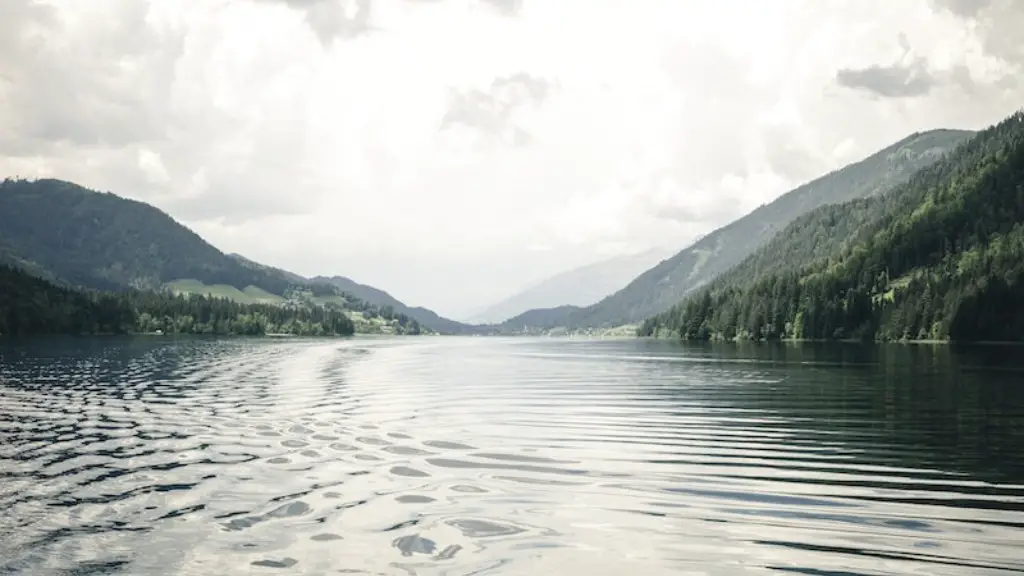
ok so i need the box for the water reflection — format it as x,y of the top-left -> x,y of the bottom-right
0,336 -> 1021,575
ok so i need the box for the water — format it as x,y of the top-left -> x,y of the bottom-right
1,337 -> 1023,575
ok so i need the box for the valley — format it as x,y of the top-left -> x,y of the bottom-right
0,178 -> 477,336
3,115 -> 1024,345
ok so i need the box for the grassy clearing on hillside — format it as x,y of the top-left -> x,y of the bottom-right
311,295 -> 350,307
165,279 -> 284,304
163,280 -> 418,335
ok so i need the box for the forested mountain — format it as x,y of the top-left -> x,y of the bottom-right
468,246 -> 675,324
0,264 -> 355,337
514,129 -> 974,331
0,178 -> 462,334
640,110 -> 1024,343
228,253 -> 307,284
312,275 -> 478,335
499,305 -> 581,333
0,178 -> 305,294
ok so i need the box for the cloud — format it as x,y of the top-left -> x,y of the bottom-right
2,0 -> 1024,317
480,0 -> 523,16
929,0 -> 1024,70
835,34 -> 942,98
0,0 -> 176,155
257,0 -> 374,43
440,72 -> 552,146
930,0 -> 991,17
837,58 -> 938,98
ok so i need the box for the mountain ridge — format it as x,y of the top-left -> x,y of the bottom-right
640,110 -> 1024,343
468,246 -> 676,324
509,128 -> 976,331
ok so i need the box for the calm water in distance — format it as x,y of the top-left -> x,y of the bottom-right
1,336 -> 1022,575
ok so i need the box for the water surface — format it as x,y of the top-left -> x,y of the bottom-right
1,336 -> 1022,575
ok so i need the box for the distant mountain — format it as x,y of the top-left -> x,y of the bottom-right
641,111 -> 1024,343
0,178 -> 460,334
468,246 -> 676,324
513,128 -> 975,330
499,305 -> 581,333
312,275 -> 478,334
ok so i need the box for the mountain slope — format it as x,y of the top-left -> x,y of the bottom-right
312,275 -> 478,334
640,110 -> 1024,343
499,305 -> 581,333
228,253 -> 307,284
0,178 -> 308,294
0,178 -> 445,333
516,129 -> 975,330
468,246 -> 675,324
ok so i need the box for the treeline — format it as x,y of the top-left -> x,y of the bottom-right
349,303 -> 423,335
0,264 -> 356,337
639,110 -> 1024,343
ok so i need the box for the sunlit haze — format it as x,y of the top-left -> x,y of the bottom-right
2,0 -> 1022,318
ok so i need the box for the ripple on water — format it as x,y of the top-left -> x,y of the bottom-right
0,337 -> 1022,575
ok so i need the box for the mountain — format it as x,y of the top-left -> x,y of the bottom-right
468,246 -> 676,324
499,305 -> 581,333
640,110 -> 1024,343
0,178 -> 447,334
312,275 -> 479,335
0,178 -> 307,295
228,253 -> 307,284
513,128 -> 976,331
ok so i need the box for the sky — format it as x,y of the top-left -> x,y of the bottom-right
1,0 -> 1023,319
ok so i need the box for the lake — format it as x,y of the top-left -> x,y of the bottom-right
0,336 -> 1022,575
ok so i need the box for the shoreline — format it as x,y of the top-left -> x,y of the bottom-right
636,334 -> 1024,346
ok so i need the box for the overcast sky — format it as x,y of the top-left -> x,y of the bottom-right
1,0 -> 1022,318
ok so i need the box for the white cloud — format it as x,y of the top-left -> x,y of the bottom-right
1,0 -> 1022,317
137,148 -> 170,186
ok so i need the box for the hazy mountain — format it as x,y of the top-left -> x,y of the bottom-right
468,246 -> 676,324
511,128 -> 976,330
498,305 -> 581,333
312,275 -> 478,334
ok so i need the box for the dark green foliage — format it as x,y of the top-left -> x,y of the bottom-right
518,129 -> 974,330
640,111 -> 1024,344
0,264 -> 355,337
0,264 -> 131,335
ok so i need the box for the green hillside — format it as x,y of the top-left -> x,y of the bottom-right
164,279 -> 285,304
640,110 -> 1024,343
0,178 -> 304,294
0,264 -> 355,337
515,129 -> 974,331
0,178 -> 437,334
